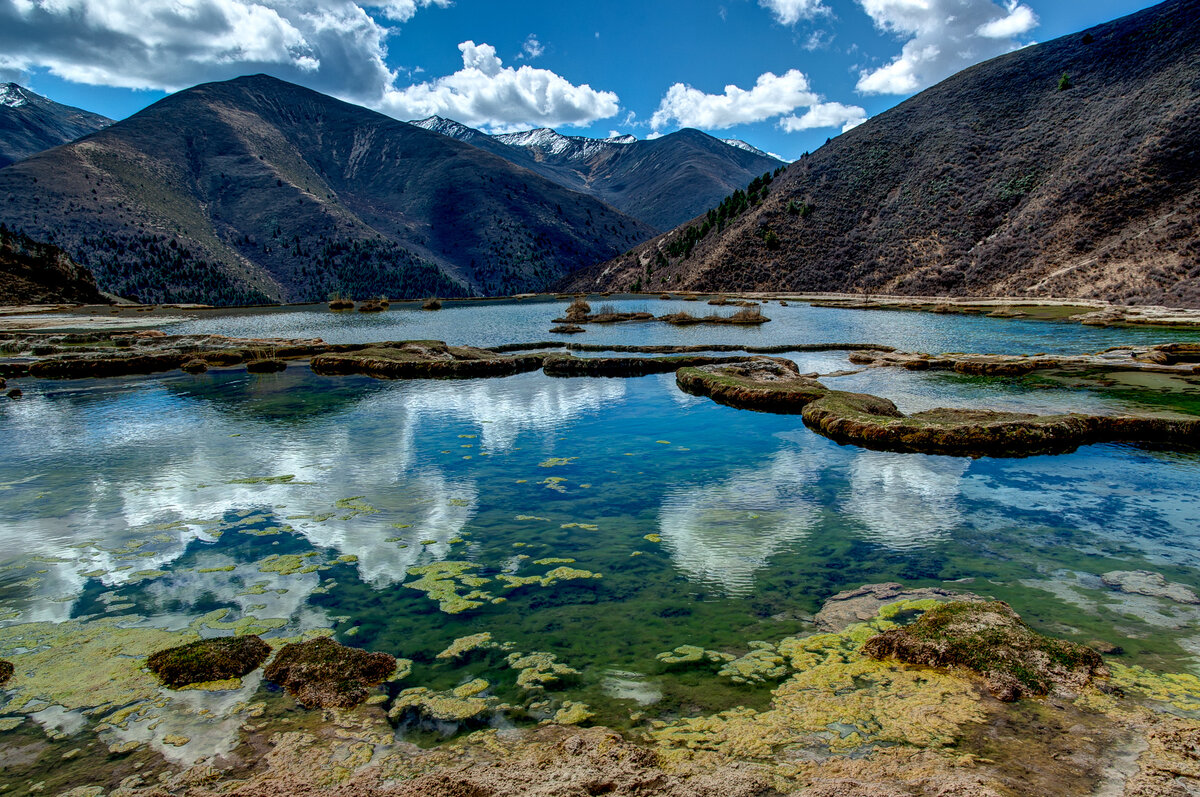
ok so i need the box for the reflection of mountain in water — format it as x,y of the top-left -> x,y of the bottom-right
657,449 -> 821,596
842,451 -> 968,550
0,370 -> 629,616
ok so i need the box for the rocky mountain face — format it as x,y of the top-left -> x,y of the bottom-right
566,0 -> 1200,308
0,83 -> 112,169
0,75 -> 655,305
0,225 -> 107,305
409,117 -> 784,231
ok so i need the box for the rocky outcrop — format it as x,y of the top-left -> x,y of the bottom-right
862,601 -> 1106,701
676,357 -> 827,412
146,635 -> 271,688
263,637 -> 396,709
310,342 -> 545,380
544,353 -> 751,378
848,344 -> 1200,378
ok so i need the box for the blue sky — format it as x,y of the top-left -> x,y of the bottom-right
1,0 -> 1159,161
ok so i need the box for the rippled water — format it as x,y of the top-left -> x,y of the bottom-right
2,300 -> 1199,775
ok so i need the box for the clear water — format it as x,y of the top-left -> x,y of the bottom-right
2,300 -> 1200,775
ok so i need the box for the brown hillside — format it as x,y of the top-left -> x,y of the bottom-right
0,226 -> 107,305
565,0 -> 1200,307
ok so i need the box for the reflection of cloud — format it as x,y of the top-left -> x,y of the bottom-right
0,371 -> 629,618
843,451 -> 967,549
658,450 -> 820,596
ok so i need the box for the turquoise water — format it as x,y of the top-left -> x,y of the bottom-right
161,297 -> 1200,353
1,302 -> 1200,772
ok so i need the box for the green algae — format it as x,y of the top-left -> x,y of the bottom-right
656,645 -> 736,666
560,523 -> 598,531
551,700 -> 594,725
506,651 -> 581,691
390,685 -> 505,722
436,632 -> 507,660
228,475 -> 297,485
534,558 -> 577,565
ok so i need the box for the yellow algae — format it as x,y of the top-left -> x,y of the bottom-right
108,739 -> 142,754
657,645 -> 736,666
534,558 -> 577,565
516,479 -> 528,483
335,554 -> 358,564
506,652 -> 580,691
540,566 -> 602,585
176,678 -> 244,691
198,565 -> 237,573
540,477 -> 568,493
0,717 -> 23,731
420,539 -> 438,545
630,551 -> 644,557
0,618 -> 193,714
458,434 -> 477,438
126,569 -> 168,582
449,498 -> 471,507
391,523 -> 413,529
162,734 -> 191,746
497,574 -> 544,589
335,496 -> 378,518
550,701 -> 594,725
390,686 -> 502,722
643,534 -> 662,543
437,633 -> 503,660
717,642 -> 788,684
650,605 -> 985,761
656,440 -> 671,444
561,523 -> 599,531
453,678 -> 491,698
404,561 -> 493,614
515,515 -> 550,522
538,457 -> 578,468
1105,663 -> 1200,712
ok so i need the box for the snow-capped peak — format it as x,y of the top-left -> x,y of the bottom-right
408,115 -> 482,142
0,83 -> 29,109
722,138 -> 771,158
495,127 -> 637,160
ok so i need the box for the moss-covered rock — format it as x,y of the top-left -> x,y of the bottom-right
146,635 -> 272,688
545,353 -> 746,377
264,637 -> 397,708
676,357 -> 828,412
861,600 -> 1106,701
310,341 -> 543,380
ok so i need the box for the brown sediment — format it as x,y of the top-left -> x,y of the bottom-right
311,342 -> 545,380
263,637 -> 396,709
146,635 -> 271,688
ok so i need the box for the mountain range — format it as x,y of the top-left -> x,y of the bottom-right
408,117 -> 783,230
0,83 -> 112,169
566,0 -> 1200,308
0,75 -> 658,304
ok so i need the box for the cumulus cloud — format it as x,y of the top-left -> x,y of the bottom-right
779,101 -> 867,133
0,0 -> 617,131
381,40 -> 619,131
759,0 -> 829,25
856,0 -> 1038,95
519,34 -> 545,60
650,70 -> 818,130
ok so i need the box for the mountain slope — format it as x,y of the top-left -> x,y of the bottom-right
0,84 -> 112,168
567,0 -> 1200,307
409,117 -> 784,230
0,75 -> 654,305
0,225 -> 107,305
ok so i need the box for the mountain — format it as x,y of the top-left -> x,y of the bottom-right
565,0 -> 1200,308
722,139 -> 773,158
0,75 -> 655,305
0,225 -> 107,305
409,117 -> 784,230
0,83 -> 112,168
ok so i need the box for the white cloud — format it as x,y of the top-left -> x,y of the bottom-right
650,70 -> 818,130
856,0 -> 1038,95
779,100 -> 867,132
519,34 -> 544,60
759,0 -> 829,25
0,1 -> 619,132
381,40 -> 619,131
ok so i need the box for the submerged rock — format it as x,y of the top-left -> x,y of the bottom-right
550,324 -> 585,334
146,635 -> 272,688
181,358 -> 209,374
1101,570 -> 1200,604
861,600 -> 1106,701
814,582 -> 981,632
264,637 -> 397,709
